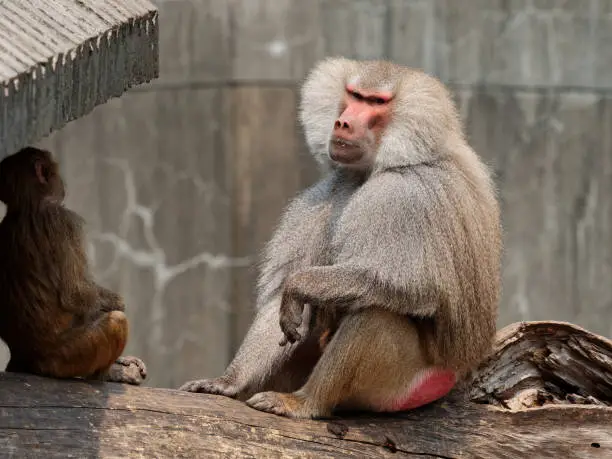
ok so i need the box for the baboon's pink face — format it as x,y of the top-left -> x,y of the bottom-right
329,84 -> 393,169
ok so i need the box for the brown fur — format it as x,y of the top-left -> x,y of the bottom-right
0,147 -> 146,384
180,58 -> 502,419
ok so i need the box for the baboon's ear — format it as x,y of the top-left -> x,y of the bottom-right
34,159 -> 50,185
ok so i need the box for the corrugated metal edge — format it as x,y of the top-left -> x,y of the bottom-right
0,7 -> 159,159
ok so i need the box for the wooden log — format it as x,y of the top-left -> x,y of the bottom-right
0,321 -> 610,458
468,321 -> 612,410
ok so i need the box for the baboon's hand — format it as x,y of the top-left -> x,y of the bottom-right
107,356 -> 147,385
279,290 -> 304,346
179,376 -> 240,398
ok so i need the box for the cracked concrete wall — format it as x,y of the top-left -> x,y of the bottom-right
1,0 -> 610,389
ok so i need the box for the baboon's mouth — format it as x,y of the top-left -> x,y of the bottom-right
329,138 -> 363,164
331,138 -> 358,149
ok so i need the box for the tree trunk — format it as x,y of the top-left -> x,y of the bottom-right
0,321 -> 610,458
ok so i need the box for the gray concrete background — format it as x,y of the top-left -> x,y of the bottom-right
1,0 -> 610,389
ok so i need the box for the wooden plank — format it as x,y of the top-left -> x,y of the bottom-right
229,0 -> 322,81
459,89 -> 612,339
226,86 -> 304,352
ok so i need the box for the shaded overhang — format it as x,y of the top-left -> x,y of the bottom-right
0,0 -> 159,159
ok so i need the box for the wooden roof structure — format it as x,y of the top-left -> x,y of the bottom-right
0,0 -> 159,159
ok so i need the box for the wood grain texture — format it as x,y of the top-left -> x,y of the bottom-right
0,321 -> 610,458
468,321 -> 612,409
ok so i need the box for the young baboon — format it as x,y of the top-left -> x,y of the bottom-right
181,58 -> 502,419
0,147 -> 146,385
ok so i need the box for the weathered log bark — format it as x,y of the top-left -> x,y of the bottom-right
0,321 -> 610,458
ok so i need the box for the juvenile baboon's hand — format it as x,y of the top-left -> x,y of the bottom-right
279,290 -> 304,346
